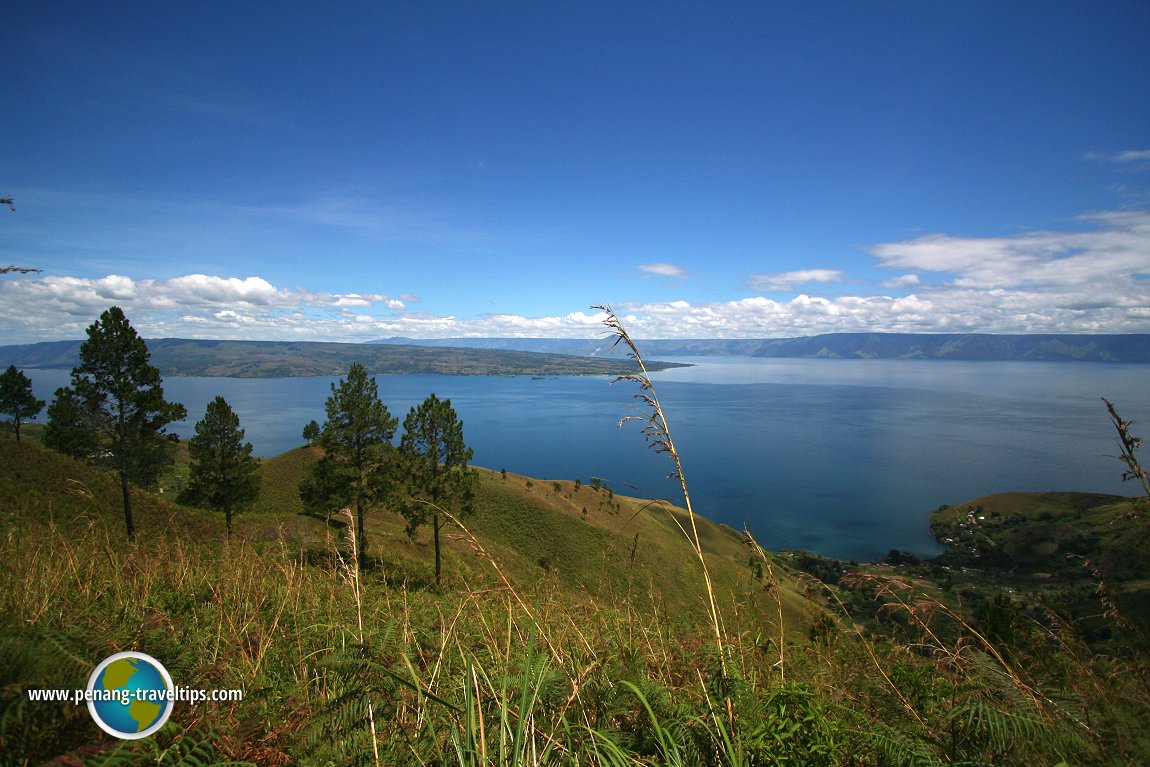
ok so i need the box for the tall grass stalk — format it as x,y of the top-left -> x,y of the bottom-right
595,304 -> 728,680
337,506 -> 382,767
427,498 -> 570,665
1103,397 -> 1150,505
744,530 -> 786,681
450,619 -> 565,767
863,574 -> 1044,708
796,569 -> 929,729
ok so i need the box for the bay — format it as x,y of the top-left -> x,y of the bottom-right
23,358 -> 1150,562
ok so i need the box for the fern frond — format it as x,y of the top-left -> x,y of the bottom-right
73,721 -> 257,767
948,698 -> 1089,764
860,723 -> 947,767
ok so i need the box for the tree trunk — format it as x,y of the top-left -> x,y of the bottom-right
121,455 -> 134,540
118,395 -> 134,540
433,512 -> 442,583
356,499 -> 367,569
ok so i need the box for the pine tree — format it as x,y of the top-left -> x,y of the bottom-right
47,307 -> 187,540
43,387 -> 100,458
300,362 -> 396,565
179,396 -> 261,540
0,365 -> 44,442
399,393 -> 475,583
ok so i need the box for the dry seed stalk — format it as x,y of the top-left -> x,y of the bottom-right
1102,397 -> 1150,505
337,506 -> 381,767
594,304 -> 728,677
744,530 -> 786,681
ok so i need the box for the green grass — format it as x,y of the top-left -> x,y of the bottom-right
3,436 -> 1149,766
0,434 -> 216,541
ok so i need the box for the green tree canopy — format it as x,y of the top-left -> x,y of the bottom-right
398,393 -> 475,583
300,362 -> 397,565
0,365 -> 45,442
43,386 -> 100,458
179,396 -> 261,539
46,306 -> 187,539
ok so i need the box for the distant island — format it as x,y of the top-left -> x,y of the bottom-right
0,338 -> 688,378
371,332 -> 1150,363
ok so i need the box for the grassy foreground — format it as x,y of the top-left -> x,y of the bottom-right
2,437 -> 1148,766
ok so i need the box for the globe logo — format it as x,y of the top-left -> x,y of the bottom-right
86,652 -> 174,739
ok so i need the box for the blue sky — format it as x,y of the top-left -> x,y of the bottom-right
2,2 -> 1149,342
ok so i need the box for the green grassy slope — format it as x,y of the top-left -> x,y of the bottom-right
0,435 -> 215,540
1,437 -> 800,627
246,444 -> 805,628
4,438 -> 1148,766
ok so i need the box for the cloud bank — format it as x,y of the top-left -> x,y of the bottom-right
0,274 -> 408,340
3,209 -> 1148,342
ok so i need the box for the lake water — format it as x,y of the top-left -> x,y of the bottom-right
24,358 -> 1150,562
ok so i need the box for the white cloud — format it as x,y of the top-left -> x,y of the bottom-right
882,274 -> 921,288
748,268 -> 844,291
1087,149 -> 1150,169
94,275 -> 138,301
333,293 -> 390,308
637,263 -> 688,278
0,273 -> 408,341
3,209 -> 1149,342
165,275 -> 281,306
6,276 -> 1149,341
869,210 -> 1150,290
1112,150 -> 1150,164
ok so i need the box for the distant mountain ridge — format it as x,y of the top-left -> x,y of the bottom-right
4,334 -> 1147,376
369,333 -> 1150,362
0,338 -> 684,378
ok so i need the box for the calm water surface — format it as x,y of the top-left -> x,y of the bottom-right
25,358 -> 1150,562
